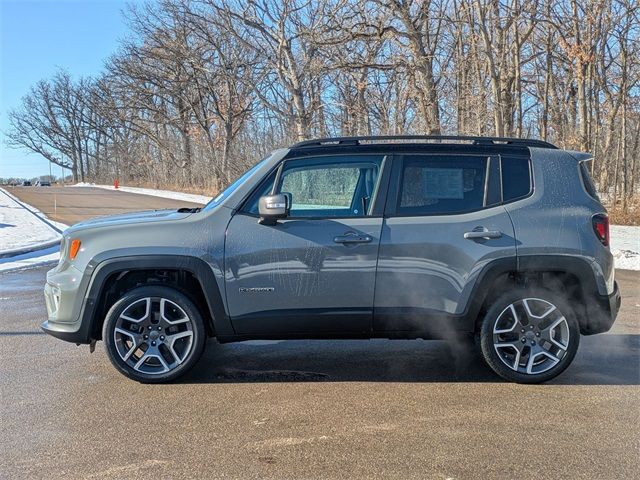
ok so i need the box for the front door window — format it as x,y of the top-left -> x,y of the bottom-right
244,155 -> 383,217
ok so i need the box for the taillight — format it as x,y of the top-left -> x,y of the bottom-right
592,214 -> 609,247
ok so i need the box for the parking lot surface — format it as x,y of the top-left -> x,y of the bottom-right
1,263 -> 638,479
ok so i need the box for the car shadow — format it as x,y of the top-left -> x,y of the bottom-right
0,331 -> 45,336
180,333 -> 639,386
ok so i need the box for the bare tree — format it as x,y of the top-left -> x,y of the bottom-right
4,0 -> 639,209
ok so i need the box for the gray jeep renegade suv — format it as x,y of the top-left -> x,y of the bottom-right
42,135 -> 621,383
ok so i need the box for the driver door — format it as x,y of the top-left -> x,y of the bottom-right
224,154 -> 388,335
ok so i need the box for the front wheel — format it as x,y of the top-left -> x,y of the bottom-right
480,289 -> 580,383
103,286 -> 206,383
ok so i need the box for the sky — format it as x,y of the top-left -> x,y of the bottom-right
0,0 -> 131,179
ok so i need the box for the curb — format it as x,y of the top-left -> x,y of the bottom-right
0,239 -> 61,259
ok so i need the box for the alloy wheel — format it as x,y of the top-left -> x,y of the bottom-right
113,296 -> 194,375
492,298 -> 570,375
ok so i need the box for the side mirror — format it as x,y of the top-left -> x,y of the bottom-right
258,193 -> 289,225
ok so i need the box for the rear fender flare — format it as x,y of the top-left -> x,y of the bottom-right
463,255 -> 601,331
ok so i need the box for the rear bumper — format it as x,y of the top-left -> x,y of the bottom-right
580,281 -> 621,335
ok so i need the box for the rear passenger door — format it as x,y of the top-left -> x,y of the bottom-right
374,154 -> 518,333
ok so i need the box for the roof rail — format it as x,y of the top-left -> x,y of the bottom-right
291,135 -> 557,150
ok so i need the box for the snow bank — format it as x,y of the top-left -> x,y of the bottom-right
0,188 -> 66,272
610,225 -> 640,271
72,183 -> 211,205
0,188 -> 67,255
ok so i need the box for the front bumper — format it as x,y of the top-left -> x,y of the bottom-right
41,264 -> 93,344
580,280 -> 621,335
41,318 -> 92,344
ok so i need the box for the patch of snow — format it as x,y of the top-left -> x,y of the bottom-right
610,225 -> 640,271
0,245 -> 59,273
72,183 -> 211,205
0,188 -> 67,254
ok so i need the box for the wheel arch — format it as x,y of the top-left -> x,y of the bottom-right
81,254 -> 232,342
469,255 -> 602,335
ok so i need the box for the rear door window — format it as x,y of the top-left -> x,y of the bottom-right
397,156 -> 488,215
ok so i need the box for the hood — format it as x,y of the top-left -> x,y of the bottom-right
67,209 -> 194,234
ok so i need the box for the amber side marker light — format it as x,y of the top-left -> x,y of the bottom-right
69,239 -> 82,259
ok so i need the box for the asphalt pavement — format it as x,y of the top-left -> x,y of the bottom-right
1,265 -> 638,479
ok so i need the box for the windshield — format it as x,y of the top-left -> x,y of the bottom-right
201,157 -> 270,212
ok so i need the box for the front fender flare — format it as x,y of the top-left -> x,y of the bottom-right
79,253 -> 232,342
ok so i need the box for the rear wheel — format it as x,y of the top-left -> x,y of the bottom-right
103,286 -> 206,383
480,288 -> 580,383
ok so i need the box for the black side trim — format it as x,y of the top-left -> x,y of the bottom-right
373,308 -> 473,338
231,308 -> 371,335
49,253 -> 615,344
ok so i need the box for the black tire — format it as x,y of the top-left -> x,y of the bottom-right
480,288 -> 580,384
103,286 -> 206,383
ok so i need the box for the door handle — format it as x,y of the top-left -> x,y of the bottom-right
334,234 -> 373,244
464,229 -> 502,240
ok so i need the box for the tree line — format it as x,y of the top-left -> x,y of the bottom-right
6,0 -> 639,209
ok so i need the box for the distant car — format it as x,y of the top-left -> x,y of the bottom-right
40,181 -> 51,187
22,181 -> 31,186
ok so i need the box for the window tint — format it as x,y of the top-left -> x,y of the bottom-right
244,155 -> 383,217
501,157 -> 531,201
281,166 -> 362,216
398,156 -> 488,215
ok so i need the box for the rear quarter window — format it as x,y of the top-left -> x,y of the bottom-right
501,156 -> 531,202
579,161 -> 600,201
